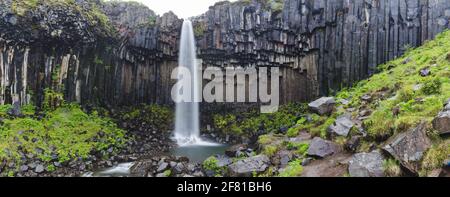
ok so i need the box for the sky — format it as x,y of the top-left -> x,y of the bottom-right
118,0 -> 237,19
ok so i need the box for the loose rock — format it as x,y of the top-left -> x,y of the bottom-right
348,151 -> 385,177
308,97 -> 336,115
307,137 -> 340,158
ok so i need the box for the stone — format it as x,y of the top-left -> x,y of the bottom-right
348,151 -> 385,177
301,158 -> 313,166
7,102 -> 22,117
228,155 -> 270,177
225,144 -> 247,157
215,155 -> 232,168
156,172 -> 167,177
308,97 -> 336,115
346,136 -> 362,152
327,115 -> 354,137
157,162 -> 169,173
35,164 -> 45,173
383,122 -> 432,174
20,165 -> 29,172
307,137 -> 340,158
361,94 -> 372,102
419,67 -> 431,77
173,163 -> 185,174
433,110 -> 450,135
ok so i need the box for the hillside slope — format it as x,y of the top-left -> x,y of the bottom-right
210,30 -> 450,177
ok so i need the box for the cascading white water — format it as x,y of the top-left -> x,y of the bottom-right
174,20 -> 216,147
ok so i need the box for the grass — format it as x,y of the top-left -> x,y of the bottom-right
420,141 -> 450,176
278,159 -> 304,177
383,159 -> 402,177
202,156 -> 226,176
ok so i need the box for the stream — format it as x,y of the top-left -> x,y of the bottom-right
85,144 -> 229,177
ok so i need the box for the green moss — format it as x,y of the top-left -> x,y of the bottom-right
285,141 -> 309,156
278,159 -> 303,177
203,156 -> 226,176
0,103 -> 126,175
120,104 -> 173,132
163,169 -> 172,177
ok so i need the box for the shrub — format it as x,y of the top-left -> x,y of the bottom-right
203,156 -> 226,176
421,77 -> 442,95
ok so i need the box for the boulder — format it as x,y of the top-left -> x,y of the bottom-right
307,137 -> 340,158
7,102 -> 22,117
35,164 -> 45,173
228,155 -> 270,177
157,162 -> 169,173
348,151 -> 385,177
308,97 -> 336,115
382,122 -> 432,174
433,111 -> 450,135
215,155 -> 232,168
327,115 -> 354,137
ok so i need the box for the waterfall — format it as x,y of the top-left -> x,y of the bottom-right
174,20 -> 216,147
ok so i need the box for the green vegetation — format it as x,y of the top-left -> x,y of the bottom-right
285,141 -> 309,156
278,159 -> 303,177
383,159 -> 402,177
203,156 -> 226,176
420,141 -> 450,176
0,89 -> 126,176
194,22 -> 207,37
213,103 -> 307,137
10,0 -> 115,37
163,169 -> 172,177
120,104 -> 173,131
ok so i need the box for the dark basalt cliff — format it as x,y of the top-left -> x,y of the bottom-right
1,0 -> 450,107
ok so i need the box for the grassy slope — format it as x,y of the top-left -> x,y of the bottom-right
0,93 -> 126,176
218,30 -> 450,177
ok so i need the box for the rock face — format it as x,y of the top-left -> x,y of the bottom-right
348,151 -> 385,177
228,155 -> 270,177
1,0 -> 450,107
383,122 -> 432,174
307,137 -> 340,158
328,115 -> 354,137
308,97 -> 336,115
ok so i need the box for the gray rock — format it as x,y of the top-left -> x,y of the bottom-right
308,97 -> 336,115
228,155 -> 270,177
433,110 -> 450,135
35,164 -> 45,173
225,144 -> 247,157
328,115 -> 354,137
157,162 -> 169,173
301,158 -> 313,166
7,102 -> 22,117
156,172 -> 167,177
383,122 -> 432,174
346,136 -> 362,152
349,151 -> 385,177
215,155 -> 232,168
307,137 -> 340,158
20,165 -> 29,172
420,67 -> 431,77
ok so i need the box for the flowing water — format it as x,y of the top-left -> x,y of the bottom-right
173,20 -> 218,147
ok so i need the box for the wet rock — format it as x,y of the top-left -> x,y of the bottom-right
308,97 -> 336,115
327,115 -> 354,137
307,137 -> 340,158
228,155 -> 270,177
348,151 -> 385,177
383,122 -> 432,174
433,110 -> 450,135
173,163 -> 185,174
130,160 -> 152,177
